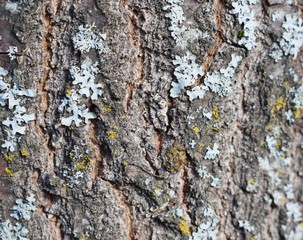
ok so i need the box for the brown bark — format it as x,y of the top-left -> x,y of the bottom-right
0,0 -> 302,239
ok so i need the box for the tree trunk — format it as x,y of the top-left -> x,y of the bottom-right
0,0 -> 302,239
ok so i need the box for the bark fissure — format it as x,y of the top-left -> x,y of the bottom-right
124,8 -> 145,112
1,0 -> 302,239
86,122 -> 104,185
38,1 -> 59,173
179,168 -> 190,216
144,150 -> 158,173
37,2 -> 62,239
115,189 -> 134,240
155,129 -> 163,157
120,0 -> 128,8
199,0 -> 224,84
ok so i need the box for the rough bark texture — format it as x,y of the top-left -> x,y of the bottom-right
0,0 -> 302,239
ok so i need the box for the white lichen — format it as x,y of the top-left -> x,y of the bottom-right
11,194 -> 36,221
170,52 -> 203,98
59,60 -> 105,127
0,220 -> 29,240
238,220 -> 255,232
70,62 -> 103,101
73,23 -> 108,55
272,10 -> 284,22
7,46 -> 18,61
59,90 -> 96,127
230,0 -> 260,50
280,13 -> 303,59
291,85 -> 303,109
189,207 -> 219,240
197,166 -> 220,188
202,109 -> 212,120
286,202 -> 302,222
187,86 -> 207,101
273,191 -> 286,206
205,143 -> 220,160
5,1 -> 19,14
189,140 -> 196,149
203,54 -> 242,97
246,179 -> 257,192
288,223 -> 303,240
0,67 -> 36,151
285,109 -> 295,123
284,184 -> 295,200
269,43 -> 283,62
163,0 -> 202,48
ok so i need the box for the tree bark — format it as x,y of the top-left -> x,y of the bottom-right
0,0 -> 302,239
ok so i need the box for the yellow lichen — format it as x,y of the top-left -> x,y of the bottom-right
192,126 -> 200,134
275,141 -> 282,149
81,233 -> 89,240
213,126 -> 220,131
113,149 -> 118,158
5,167 -> 14,177
76,161 -> 86,170
198,143 -> 205,152
122,161 -> 128,167
212,106 -> 220,123
248,178 -> 256,185
107,131 -> 117,139
69,152 -> 74,159
179,216 -> 191,236
66,89 -> 72,97
279,196 -> 287,205
20,149 -> 30,157
267,123 -> 274,131
76,154 -> 92,170
294,108 -> 300,119
271,97 -> 286,114
100,102 -> 112,112
4,155 -> 14,162
154,187 -> 163,197
283,81 -> 290,91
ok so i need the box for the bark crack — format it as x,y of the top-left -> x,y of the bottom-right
178,167 -> 190,216
123,7 -> 145,112
154,129 -> 163,157
37,0 -> 59,173
201,0 -> 224,76
36,188 -> 63,240
38,2 -> 62,239
97,172 -> 135,239
114,189 -> 134,240
120,0 -> 128,8
86,122 -> 104,185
